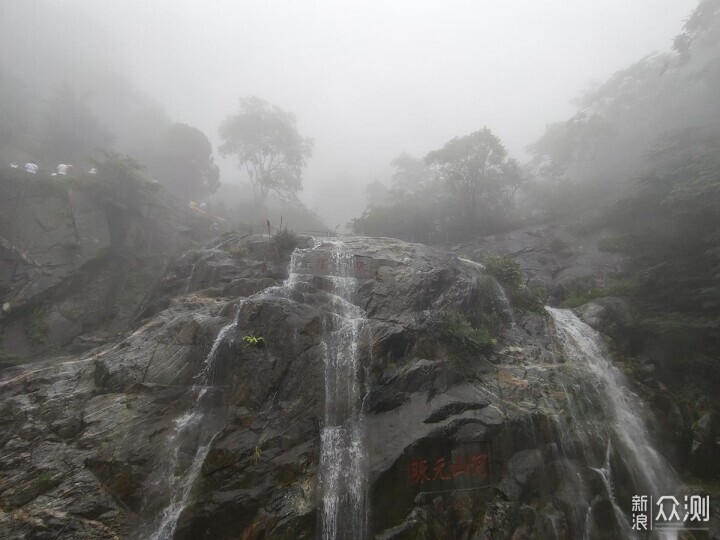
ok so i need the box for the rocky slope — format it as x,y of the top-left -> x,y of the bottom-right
0,170 -> 216,362
452,224 -> 626,304
0,227 -> 704,539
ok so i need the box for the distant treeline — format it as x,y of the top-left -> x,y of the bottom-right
352,0 -> 720,390
350,0 -> 720,245
0,74 -> 325,231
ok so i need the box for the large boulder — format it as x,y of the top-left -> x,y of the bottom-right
575,296 -> 637,342
0,234 -> 683,539
453,224 -> 626,303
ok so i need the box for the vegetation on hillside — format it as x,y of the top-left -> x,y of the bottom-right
350,131 -> 523,242
596,129 -> 720,384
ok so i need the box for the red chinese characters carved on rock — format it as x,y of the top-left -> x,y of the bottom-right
353,259 -> 368,273
316,257 -> 329,271
408,453 -> 489,485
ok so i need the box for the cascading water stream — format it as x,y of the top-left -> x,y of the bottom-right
148,246 -> 313,539
149,240 -> 371,539
458,257 -> 515,324
546,307 -> 680,540
184,260 -> 200,294
458,257 -> 486,272
148,308 -> 241,540
318,240 -> 369,540
492,278 -> 515,325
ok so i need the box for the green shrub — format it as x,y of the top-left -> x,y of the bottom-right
561,280 -> 634,308
25,306 -> 48,345
482,256 -> 523,289
511,284 -> 546,313
441,311 -> 496,353
91,151 -> 150,209
273,227 -> 299,253
242,335 -> 266,347
0,346 -> 17,364
477,269 -> 545,316
37,471 -> 53,483
475,276 -> 511,325
476,311 -> 504,338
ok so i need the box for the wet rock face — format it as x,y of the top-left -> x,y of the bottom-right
453,224 -> 626,303
146,235 -> 302,302
0,233 -> 678,539
575,296 -> 637,344
0,175 -> 213,361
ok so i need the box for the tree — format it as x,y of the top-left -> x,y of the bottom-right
528,113 -> 614,174
525,112 -> 616,221
594,128 -> 720,386
389,152 -> 436,197
350,153 -> 444,242
425,128 -> 522,236
153,123 -> 220,201
525,0 -> 720,223
364,180 -> 391,208
611,129 -> 720,315
218,97 -> 313,205
673,0 -> 720,65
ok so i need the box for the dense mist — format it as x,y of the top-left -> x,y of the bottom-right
4,2 -> 720,538
0,0 -> 699,228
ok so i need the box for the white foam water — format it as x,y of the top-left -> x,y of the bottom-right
148,307 -> 241,540
318,240 -> 369,540
147,245 -> 317,539
457,257 -> 515,324
546,307 -> 679,540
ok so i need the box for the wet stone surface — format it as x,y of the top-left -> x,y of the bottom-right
0,233 -> 691,539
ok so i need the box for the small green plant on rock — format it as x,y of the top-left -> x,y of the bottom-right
273,227 -> 298,253
482,256 -> 523,289
37,471 -> 53,484
441,311 -> 496,353
242,334 -> 266,347
511,283 -> 546,313
561,279 -> 633,308
25,306 -> 48,346
479,258 -> 546,314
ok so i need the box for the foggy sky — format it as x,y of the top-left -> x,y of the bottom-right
2,0 -> 698,228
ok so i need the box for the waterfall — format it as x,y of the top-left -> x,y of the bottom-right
149,408 -> 219,540
457,257 -> 515,324
148,308 -> 241,540
149,240 -> 371,539
184,259 -> 200,294
148,246 -> 313,539
492,278 -> 515,325
318,240 -> 369,540
458,257 -> 485,271
545,307 -> 680,540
